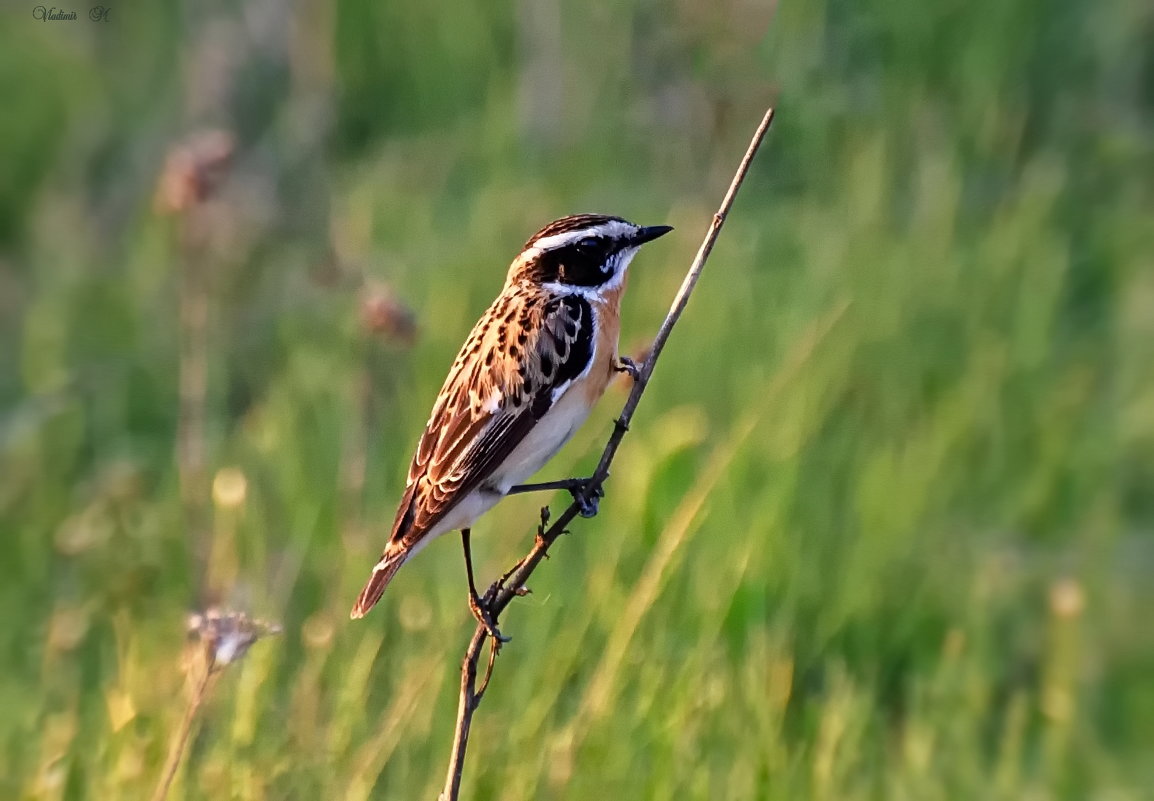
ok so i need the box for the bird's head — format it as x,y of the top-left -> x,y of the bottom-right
508,214 -> 673,293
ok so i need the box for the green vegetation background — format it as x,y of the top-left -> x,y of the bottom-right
2,0 -> 1153,798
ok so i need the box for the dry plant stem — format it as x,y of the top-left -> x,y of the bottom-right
437,107 -> 776,801
177,220 -> 212,593
151,654 -> 215,801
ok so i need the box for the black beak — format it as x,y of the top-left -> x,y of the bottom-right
633,225 -> 673,245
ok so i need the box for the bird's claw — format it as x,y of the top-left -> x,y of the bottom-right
614,356 -> 643,381
570,479 -> 603,518
468,592 -> 510,645
577,493 -> 600,518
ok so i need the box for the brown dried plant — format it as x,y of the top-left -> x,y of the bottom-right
150,609 -> 280,801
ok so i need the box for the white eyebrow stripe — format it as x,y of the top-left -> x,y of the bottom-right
531,220 -> 635,251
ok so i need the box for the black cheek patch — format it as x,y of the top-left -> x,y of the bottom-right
534,240 -> 613,287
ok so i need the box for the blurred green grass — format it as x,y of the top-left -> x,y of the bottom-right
2,0 -> 1154,798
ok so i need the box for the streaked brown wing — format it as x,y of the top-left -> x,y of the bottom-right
388,292 -> 595,549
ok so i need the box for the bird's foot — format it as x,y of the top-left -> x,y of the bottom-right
468,591 -> 510,646
570,479 -> 604,518
614,356 -> 643,381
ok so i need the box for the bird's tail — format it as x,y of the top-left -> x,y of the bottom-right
350,548 -> 406,619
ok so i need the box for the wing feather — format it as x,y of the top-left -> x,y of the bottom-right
389,291 -> 595,549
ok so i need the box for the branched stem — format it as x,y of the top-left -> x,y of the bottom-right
437,107 -> 777,801
151,654 -> 216,801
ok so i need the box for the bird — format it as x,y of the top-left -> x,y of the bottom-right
350,214 -> 673,637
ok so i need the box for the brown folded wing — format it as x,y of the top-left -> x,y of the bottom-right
389,292 -> 595,550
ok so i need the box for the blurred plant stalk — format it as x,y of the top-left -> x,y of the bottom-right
156,130 -> 236,600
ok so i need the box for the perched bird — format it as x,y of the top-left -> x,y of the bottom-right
350,214 -> 672,636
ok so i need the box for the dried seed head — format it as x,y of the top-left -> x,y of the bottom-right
155,130 -> 236,214
187,608 -> 281,669
360,284 -> 418,344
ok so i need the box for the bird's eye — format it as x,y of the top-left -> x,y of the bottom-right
575,237 -> 599,251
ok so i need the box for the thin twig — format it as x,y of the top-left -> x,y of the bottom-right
437,107 -> 777,801
151,655 -> 215,801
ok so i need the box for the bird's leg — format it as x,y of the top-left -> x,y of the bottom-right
614,356 -> 643,381
507,478 -> 603,518
506,478 -> 587,495
460,529 -> 510,644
